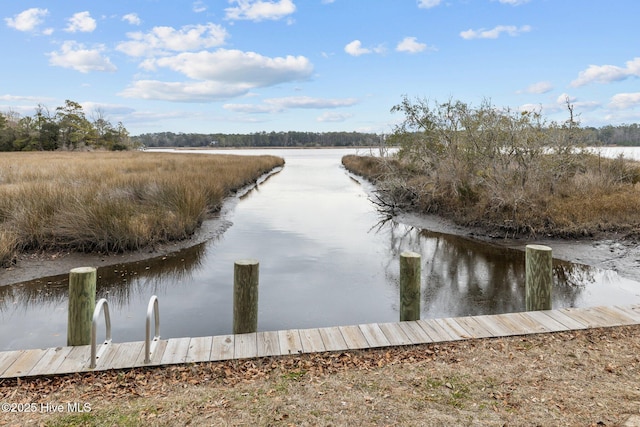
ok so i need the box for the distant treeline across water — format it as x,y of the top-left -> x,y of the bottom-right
133,124 -> 640,148
133,131 -> 383,148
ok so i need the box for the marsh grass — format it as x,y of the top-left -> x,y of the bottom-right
343,153 -> 640,238
0,152 -> 283,266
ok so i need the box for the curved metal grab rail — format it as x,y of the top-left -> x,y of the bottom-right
144,295 -> 161,364
90,298 -> 112,369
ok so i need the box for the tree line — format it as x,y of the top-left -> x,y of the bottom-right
0,100 -> 132,152
133,131 -> 383,148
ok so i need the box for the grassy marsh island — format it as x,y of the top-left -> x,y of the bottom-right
0,152 -> 284,267
343,98 -> 640,239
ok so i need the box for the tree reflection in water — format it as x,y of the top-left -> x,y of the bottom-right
378,219 -> 593,318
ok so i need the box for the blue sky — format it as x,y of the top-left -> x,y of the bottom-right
1,0 -> 639,136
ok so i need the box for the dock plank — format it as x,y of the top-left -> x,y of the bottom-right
318,327 -> 348,351
0,351 -> 24,377
1,304 -> 640,378
453,316 -> 495,338
299,328 -> 326,353
541,309 -> 587,330
278,330 -> 303,356
522,311 -> 571,333
2,349 -> 46,378
359,324 -> 391,348
378,322 -> 413,346
210,335 -> 234,361
55,346 -> 91,375
27,347 -> 73,377
339,325 -> 370,349
106,342 -> 145,370
234,333 -> 258,359
397,321 -> 433,344
186,337 -> 213,363
435,318 -> 472,340
160,337 -> 191,365
257,331 -> 280,357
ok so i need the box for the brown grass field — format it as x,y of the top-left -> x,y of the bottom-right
0,151 -> 284,267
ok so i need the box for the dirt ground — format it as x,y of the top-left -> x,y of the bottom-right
1,326 -> 640,426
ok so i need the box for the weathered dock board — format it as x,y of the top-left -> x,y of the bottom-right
1,304 -> 639,379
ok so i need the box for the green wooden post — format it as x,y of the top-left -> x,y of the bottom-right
67,267 -> 97,346
525,244 -> 553,311
400,251 -> 421,321
233,259 -> 259,334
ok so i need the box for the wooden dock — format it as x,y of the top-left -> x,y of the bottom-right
1,304 -> 640,379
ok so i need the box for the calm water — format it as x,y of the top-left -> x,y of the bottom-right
2,147 -> 640,351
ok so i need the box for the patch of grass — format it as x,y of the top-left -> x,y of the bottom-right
0,152 -> 284,265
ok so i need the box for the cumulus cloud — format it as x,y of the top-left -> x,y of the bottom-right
225,96 -> 358,113
344,40 -> 385,56
417,0 -> 442,8
609,92 -> 640,110
117,23 -> 228,57
122,13 -> 141,25
345,40 -> 369,56
396,37 -> 433,54
5,8 -> 48,32
121,49 -> 313,102
571,57 -> 640,87
225,0 -> 296,21
524,81 -> 553,94
153,50 -> 312,83
65,11 -> 96,33
48,41 -> 116,73
460,24 -> 531,40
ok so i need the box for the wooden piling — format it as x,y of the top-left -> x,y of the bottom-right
67,267 -> 97,346
400,251 -> 421,321
233,259 -> 259,334
525,244 -> 553,311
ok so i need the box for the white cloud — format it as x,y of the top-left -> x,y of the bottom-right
557,93 -> 577,104
153,50 -> 312,83
48,41 -> 116,73
65,11 -> 97,33
122,13 -> 141,26
396,37 -> 433,54
524,81 -> 553,94
193,1 -> 208,13
345,40 -> 370,56
119,80 -> 254,102
609,93 -> 640,110
121,49 -> 313,102
5,8 -> 48,32
117,23 -> 228,57
417,0 -> 442,9
460,24 -> 531,40
225,0 -> 296,22
571,57 -> 640,87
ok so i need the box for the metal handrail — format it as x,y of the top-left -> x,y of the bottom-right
144,295 -> 161,364
90,298 -> 112,369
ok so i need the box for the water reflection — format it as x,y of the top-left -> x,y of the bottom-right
1,148 -> 639,351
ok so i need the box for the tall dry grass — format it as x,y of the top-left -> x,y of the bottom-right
0,152 -> 283,266
343,153 -> 640,238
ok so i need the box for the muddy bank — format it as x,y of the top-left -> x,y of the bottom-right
395,210 -> 640,283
